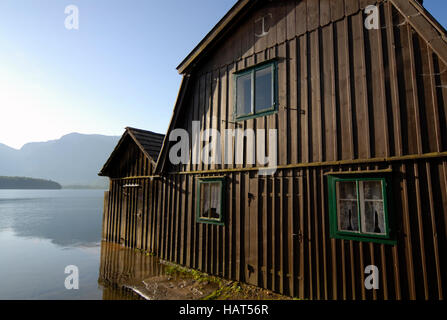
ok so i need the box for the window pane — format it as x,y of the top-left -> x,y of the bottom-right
200,182 -> 221,221
255,66 -> 273,112
337,181 -> 357,200
361,181 -> 386,235
336,181 -> 359,232
209,182 -> 221,219
236,73 -> 252,117
363,180 -> 383,200
200,183 -> 210,218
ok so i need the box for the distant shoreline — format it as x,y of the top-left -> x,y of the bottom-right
62,185 -> 107,190
0,176 -> 62,190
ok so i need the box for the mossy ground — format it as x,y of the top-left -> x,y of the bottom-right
103,244 -> 292,300
160,261 -> 291,300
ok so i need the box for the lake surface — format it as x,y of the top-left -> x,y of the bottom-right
0,189 -> 135,300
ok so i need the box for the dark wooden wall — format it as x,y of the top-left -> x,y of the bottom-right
102,158 -> 447,300
168,0 -> 447,174
103,178 -> 153,249
102,0 -> 447,300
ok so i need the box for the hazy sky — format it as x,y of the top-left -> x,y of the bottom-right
0,0 -> 446,149
0,0 -> 238,149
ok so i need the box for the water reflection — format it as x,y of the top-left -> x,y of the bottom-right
0,189 -> 154,300
98,241 -> 166,300
0,189 -> 104,247
0,229 -> 103,299
0,189 -> 107,299
97,241 -> 225,300
101,284 -> 145,300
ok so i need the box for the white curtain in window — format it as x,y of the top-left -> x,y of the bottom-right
202,184 -> 210,218
210,183 -> 220,217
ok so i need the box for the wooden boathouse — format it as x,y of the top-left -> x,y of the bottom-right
99,127 -> 164,249
101,0 -> 447,300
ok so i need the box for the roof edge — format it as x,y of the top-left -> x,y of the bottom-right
154,75 -> 191,174
98,127 -> 164,177
98,129 -> 130,177
178,0 -> 447,74
391,0 -> 447,66
125,126 -> 165,137
126,129 -> 158,167
176,0 -> 257,74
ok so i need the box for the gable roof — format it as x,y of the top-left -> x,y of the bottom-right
99,127 -> 165,177
177,0 -> 447,74
177,0 -> 260,74
392,0 -> 447,65
127,127 -> 165,160
157,0 -> 447,174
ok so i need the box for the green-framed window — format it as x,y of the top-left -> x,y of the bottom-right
327,175 -> 395,245
196,177 -> 225,225
234,61 -> 277,121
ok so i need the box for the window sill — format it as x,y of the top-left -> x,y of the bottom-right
234,109 -> 277,122
330,233 -> 397,245
196,219 -> 225,226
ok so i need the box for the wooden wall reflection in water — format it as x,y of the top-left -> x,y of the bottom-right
98,241 -> 165,300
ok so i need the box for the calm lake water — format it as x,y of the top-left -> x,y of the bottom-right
0,189 -> 130,300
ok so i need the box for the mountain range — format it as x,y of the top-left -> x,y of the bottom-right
0,133 -> 120,188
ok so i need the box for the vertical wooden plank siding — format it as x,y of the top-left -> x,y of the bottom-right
101,0 -> 447,300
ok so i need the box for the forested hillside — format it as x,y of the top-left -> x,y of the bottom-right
0,176 -> 62,189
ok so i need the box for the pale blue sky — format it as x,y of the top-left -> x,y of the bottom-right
0,0 -> 445,149
0,0 -> 238,149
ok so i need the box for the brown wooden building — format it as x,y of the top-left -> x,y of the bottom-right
101,0 -> 447,300
99,127 -> 164,249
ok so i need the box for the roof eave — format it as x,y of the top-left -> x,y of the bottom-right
155,75 -> 191,174
391,0 -> 447,66
126,128 -> 157,166
98,127 -> 164,177
176,0 -> 259,74
97,130 -> 130,177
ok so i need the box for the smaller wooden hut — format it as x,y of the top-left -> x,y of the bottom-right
99,127 -> 164,249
